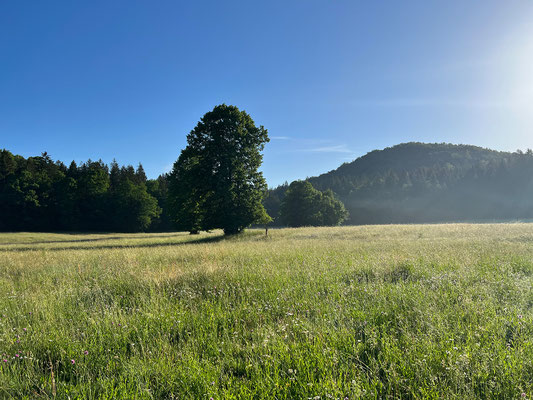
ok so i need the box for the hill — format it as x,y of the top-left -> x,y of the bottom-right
265,142 -> 533,224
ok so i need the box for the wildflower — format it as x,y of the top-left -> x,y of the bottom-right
14,354 -> 19,358
2,359 -> 7,363
522,394 -> 526,398
71,359 -> 75,364
83,350 -> 89,355
23,328 -> 27,332
518,315 -> 523,319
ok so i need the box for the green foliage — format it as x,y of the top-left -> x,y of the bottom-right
168,104 -> 270,235
262,181 -> 288,224
280,180 -> 348,227
0,150 -> 160,232
266,142 -> 533,224
1,224 -> 533,398
146,174 -> 173,231
108,164 -> 161,232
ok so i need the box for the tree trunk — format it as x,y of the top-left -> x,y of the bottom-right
224,227 -> 240,235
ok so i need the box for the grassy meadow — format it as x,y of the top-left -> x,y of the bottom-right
0,224 -> 533,399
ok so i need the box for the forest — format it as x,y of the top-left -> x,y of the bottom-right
265,142 -> 533,225
3,142 -> 533,232
0,149 -> 171,232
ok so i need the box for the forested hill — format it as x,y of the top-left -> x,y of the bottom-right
265,142 -> 533,224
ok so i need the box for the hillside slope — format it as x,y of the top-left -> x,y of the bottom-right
265,142 -> 533,224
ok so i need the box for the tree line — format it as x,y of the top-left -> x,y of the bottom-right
8,138 -> 533,232
0,150 -> 170,232
1,105 -> 348,233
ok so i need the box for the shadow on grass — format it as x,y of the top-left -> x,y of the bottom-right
0,233 -> 186,246
0,233 -> 230,252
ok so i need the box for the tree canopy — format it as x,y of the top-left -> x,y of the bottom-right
168,104 -> 270,234
0,150 -> 161,232
279,180 -> 348,227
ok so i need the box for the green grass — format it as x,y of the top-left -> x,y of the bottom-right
0,224 -> 532,399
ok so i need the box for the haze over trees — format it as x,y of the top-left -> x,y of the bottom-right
280,180 -> 348,227
167,104 -> 271,235
266,142 -> 533,225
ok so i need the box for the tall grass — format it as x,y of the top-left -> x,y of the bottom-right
0,224 -> 532,399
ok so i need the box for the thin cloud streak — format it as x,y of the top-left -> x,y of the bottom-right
298,144 -> 354,154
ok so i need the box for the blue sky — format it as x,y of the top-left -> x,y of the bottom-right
1,1 -> 533,186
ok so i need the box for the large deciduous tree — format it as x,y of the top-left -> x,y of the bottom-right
168,104 -> 270,235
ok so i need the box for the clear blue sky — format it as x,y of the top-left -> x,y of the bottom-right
2,1 -> 533,186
